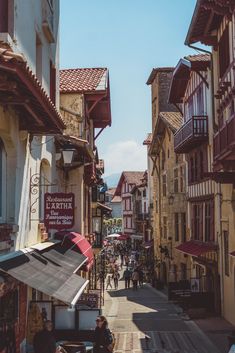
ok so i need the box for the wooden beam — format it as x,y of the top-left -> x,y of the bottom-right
23,103 -> 44,126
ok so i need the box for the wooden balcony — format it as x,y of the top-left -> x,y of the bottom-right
214,114 -> 235,165
174,115 -> 208,153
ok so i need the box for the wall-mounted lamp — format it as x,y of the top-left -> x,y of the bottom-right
61,142 -> 76,166
168,193 -> 174,205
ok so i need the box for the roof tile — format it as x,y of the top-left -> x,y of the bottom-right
60,68 -> 107,93
159,112 -> 183,132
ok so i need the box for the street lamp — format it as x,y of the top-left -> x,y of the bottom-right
61,142 -> 76,166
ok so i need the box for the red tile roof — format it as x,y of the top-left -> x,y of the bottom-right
0,47 -> 65,133
159,112 -> 183,132
143,133 -> 152,145
60,68 -> 108,93
175,240 -> 218,257
115,171 -> 145,196
185,54 -> 211,63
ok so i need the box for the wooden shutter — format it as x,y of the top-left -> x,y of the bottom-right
50,61 -> 56,104
191,203 -> 194,240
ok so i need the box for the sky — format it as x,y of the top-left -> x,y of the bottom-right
60,0 -> 197,177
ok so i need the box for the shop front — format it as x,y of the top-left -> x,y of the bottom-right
0,241 -> 94,353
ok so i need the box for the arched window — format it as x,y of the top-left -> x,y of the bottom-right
0,138 -> 6,221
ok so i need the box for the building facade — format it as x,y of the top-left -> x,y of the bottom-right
185,0 -> 235,324
115,171 -> 144,239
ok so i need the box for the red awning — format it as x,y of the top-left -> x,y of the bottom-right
175,240 -> 217,257
55,232 -> 94,271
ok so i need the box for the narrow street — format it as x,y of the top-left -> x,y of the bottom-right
103,276 -> 221,353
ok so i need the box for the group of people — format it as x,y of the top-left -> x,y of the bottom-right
104,242 -> 145,291
31,316 -> 114,353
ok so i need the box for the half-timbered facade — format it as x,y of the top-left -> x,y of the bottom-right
185,0 -> 235,326
115,171 -> 144,239
169,54 -> 221,313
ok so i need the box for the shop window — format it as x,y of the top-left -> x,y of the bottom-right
224,231 -> 229,276
0,289 -> 18,322
175,213 -> 179,241
219,26 -> 230,78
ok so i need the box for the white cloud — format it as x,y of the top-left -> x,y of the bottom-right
102,140 -> 147,177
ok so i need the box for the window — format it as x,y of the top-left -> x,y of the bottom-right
188,97 -> 194,120
174,168 -> 179,193
188,147 -> 207,184
224,231 -> 229,276
163,217 -> 167,239
162,174 -> 167,197
161,150 -> 165,170
180,166 -> 184,192
205,201 -> 212,242
50,61 -> 56,104
181,213 -> 186,242
175,213 -> 179,241
219,26 -> 230,78
196,85 -> 204,115
0,0 -> 14,36
143,189 -> 146,197
192,204 -> 200,241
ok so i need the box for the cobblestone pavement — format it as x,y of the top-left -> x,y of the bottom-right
103,277 -> 222,353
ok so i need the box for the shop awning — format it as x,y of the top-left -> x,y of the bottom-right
0,250 -> 89,306
39,246 -> 87,273
55,232 -> 94,271
175,240 -> 218,257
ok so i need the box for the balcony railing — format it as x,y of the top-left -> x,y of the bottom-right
214,114 -> 235,162
174,115 -> 208,153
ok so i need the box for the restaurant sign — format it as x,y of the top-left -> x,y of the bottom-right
44,193 -> 75,229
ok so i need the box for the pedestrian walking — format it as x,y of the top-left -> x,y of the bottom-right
113,271 -> 120,290
33,320 -> 57,353
123,267 -> 132,289
93,315 -> 114,353
138,268 -> 144,288
106,273 -> 112,290
132,268 -> 139,291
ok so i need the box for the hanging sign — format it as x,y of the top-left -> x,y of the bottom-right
44,193 -> 75,229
